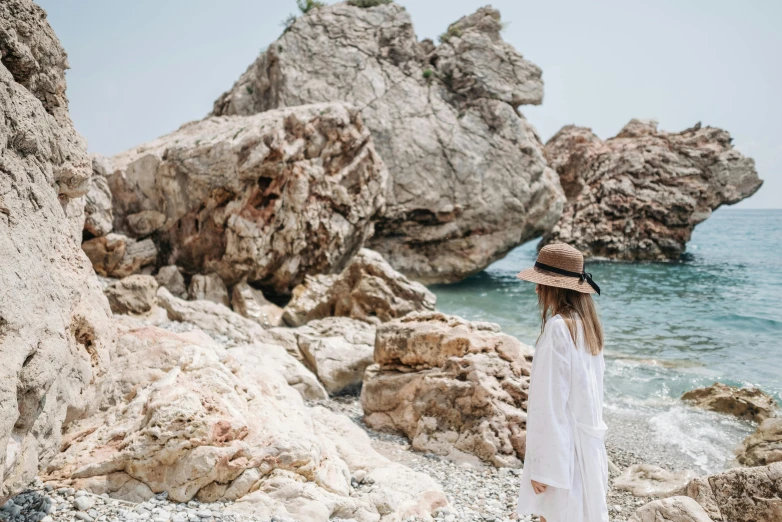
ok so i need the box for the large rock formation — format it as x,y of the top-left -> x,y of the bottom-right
737,417 -> 782,467
682,382 -> 778,423
361,312 -> 533,467
43,316 -> 447,520
682,462 -> 782,522
212,3 -> 564,284
105,103 -> 386,295
0,0 -> 114,501
283,248 -> 436,327
542,120 -> 763,260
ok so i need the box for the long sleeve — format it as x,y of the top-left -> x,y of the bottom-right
524,317 -> 573,489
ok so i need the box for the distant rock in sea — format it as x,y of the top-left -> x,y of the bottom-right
542,119 -> 763,260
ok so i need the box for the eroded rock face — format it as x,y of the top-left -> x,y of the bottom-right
614,464 -> 698,497
82,233 -> 158,278
212,3 -> 564,284
154,265 -> 187,299
0,0 -> 114,502
361,312 -> 533,467
104,275 -> 158,315
737,417 -> 782,467
231,281 -> 283,327
84,155 -> 114,238
188,273 -> 230,307
542,120 -> 763,260
682,382 -> 778,423
629,496 -> 712,522
43,316 -> 446,520
684,462 -> 782,522
107,103 -> 386,295
283,248 -> 436,327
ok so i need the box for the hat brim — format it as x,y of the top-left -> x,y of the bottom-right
516,266 -> 596,294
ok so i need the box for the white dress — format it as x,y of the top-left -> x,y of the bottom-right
516,314 -> 609,522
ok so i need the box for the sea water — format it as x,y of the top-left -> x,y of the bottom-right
430,209 -> 782,473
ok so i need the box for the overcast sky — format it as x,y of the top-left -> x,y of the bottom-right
40,0 -> 781,208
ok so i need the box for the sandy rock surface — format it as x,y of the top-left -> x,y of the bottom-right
212,3 -> 563,284
361,312 -> 533,467
106,103 -> 386,294
283,248 -> 436,327
542,120 -> 763,260
682,382 -> 778,423
0,0 -> 114,502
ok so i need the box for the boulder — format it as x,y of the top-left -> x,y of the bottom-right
106,103 -> 386,295
82,233 -> 157,278
682,382 -> 778,423
188,273 -> 230,307
737,417 -> 782,467
283,248 -> 436,327
361,311 -> 533,467
0,0 -> 114,502
542,120 -> 763,260
125,209 -> 166,238
154,265 -> 187,299
294,317 -> 376,396
684,462 -> 782,522
212,4 -> 564,284
629,496 -> 713,522
231,282 -> 283,327
84,155 -> 114,238
614,464 -> 698,497
104,275 -> 158,314
43,317 -> 446,520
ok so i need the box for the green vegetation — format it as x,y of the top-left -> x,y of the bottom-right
438,25 -> 461,44
245,85 -> 253,95
297,0 -> 325,13
422,68 -> 433,81
347,0 -> 393,7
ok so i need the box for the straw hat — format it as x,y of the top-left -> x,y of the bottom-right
516,243 -> 601,295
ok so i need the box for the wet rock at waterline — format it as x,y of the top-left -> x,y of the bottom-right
682,382 -> 778,423
106,103 -> 386,294
282,248 -> 436,327
212,3 -> 564,284
0,0 -> 114,501
737,417 -> 782,467
542,120 -> 763,260
361,311 -> 533,467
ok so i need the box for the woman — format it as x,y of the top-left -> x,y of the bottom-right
515,243 -> 608,522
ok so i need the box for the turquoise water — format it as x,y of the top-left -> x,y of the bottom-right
430,209 -> 782,473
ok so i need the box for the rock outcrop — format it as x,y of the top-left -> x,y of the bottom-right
0,0 -> 114,501
43,316 -> 447,520
361,312 -> 533,467
105,103 -> 386,295
187,273 -> 230,307
683,462 -> 782,522
682,382 -> 778,423
629,496 -> 713,522
542,120 -> 763,260
81,233 -> 157,278
283,248 -> 436,327
614,464 -> 698,497
231,281 -> 283,327
84,155 -> 114,238
154,265 -> 187,299
104,275 -> 158,315
737,417 -> 782,467
212,3 -> 564,283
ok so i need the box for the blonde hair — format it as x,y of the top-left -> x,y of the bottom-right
537,284 -> 604,355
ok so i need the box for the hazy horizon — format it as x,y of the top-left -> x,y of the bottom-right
39,0 -> 781,208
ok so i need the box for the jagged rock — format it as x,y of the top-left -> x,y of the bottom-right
231,282 -> 283,327
212,3 -> 563,284
629,496 -> 713,522
294,317 -> 376,396
682,382 -> 778,422
188,273 -> 230,307
0,0 -> 114,502
104,275 -> 158,315
107,103 -> 386,295
361,311 -> 533,467
154,265 -> 187,299
614,464 -> 698,497
125,210 -> 166,238
82,233 -> 157,278
84,155 -> 114,237
737,417 -> 782,467
542,120 -> 763,260
283,248 -> 436,326
43,317 -> 446,519
684,462 -> 782,522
